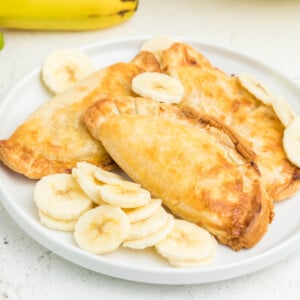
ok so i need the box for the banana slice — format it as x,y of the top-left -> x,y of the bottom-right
272,96 -> 296,127
238,73 -> 273,105
99,182 -> 151,208
155,219 -> 216,262
123,213 -> 174,249
124,198 -> 162,223
141,36 -> 175,62
167,238 -> 217,268
38,210 -> 77,232
141,36 -> 175,53
132,72 -> 185,104
72,162 -> 104,205
42,48 -> 94,94
283,116 -> 300,167
34,174 -> 93,220
74,205 -> 130,255
73,162 -> 128,204
94,167 -> 126,185
126,207 -> 168,240
167,256 -> 213,268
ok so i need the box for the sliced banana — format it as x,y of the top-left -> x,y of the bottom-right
42,48 -> 94,94
141,36 -> 175,62
283,116 -> 300,167
167,238 -> 217,268
155,219 -> 216,262
123,213 -> 174,249
72,162 -> 104,205
126,207 -> 168,240
124,198 -> 162,223
33,174 -> 93,221
238,73 -> 273,105
167,256 -> 213,268
94,167 -> 126,185
132,72 -> 185,104
74,205 -> 130,255
38,210 -> 77,232
99,182 -> 151,208
272,96 -> 296,127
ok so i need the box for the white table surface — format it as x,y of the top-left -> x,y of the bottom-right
1,0 -> 300,299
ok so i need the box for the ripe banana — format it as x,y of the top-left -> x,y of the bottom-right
0,0 -> 138,31
0,32 -> 4,50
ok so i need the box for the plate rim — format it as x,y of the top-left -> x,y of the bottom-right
1,36 -> 300,285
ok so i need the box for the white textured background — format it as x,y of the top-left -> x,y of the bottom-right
1,0 -> 300,299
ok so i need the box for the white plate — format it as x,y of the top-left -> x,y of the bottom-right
1,37 -> 300,285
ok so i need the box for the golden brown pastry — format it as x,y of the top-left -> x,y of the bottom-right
161,43 -> 300,201
84,96 -> 273,250
0,52 -> 160,179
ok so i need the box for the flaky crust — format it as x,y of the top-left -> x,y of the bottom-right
0,52 -> 161,179
84,96 -> 273,250
161,43 -> 300,201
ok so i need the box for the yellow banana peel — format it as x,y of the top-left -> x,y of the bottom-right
0,0 -> 139,30
0,32 -> 4,50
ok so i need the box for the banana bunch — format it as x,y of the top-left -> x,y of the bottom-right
0,0 -> 138,30
33,162 -> 217,267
